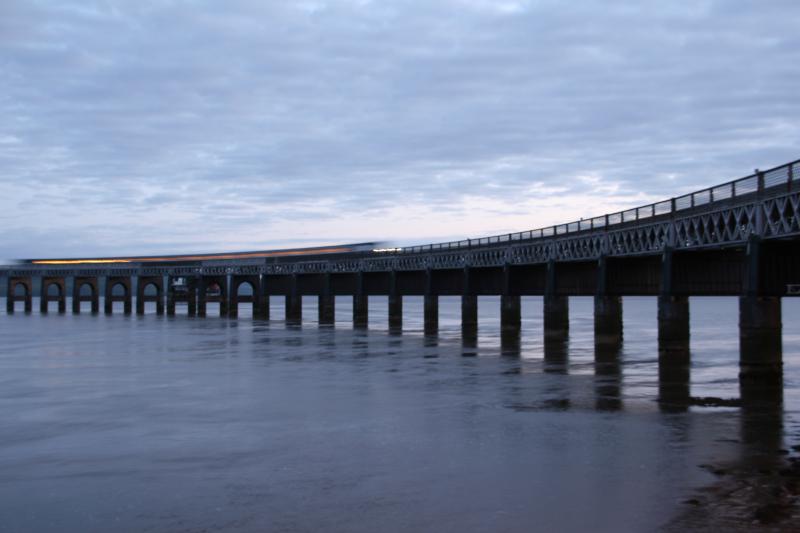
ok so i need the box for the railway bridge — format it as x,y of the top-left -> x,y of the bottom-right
3,159 -> 800,390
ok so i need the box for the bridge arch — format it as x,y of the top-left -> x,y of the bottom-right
230,275 -> 262,319
7,277 -> 32,314
40,277 -> 67,314
198,275 -> 228,317
136,276 -> 164,315
72,277 -> 100,314
104,276 -> 132,315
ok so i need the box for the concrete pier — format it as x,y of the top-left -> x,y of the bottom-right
40,277 -> 66,314
388,294 -> 402,332
594,295 -> 622,346
544,295 -> 569,339
657,295 -> 689,350
424,295 -> 438,335
461,294 -> 478,341
353,295 -> 368,328
318,294 -> 334,325
739,296 -> 782,383
286,275 -> 301,323
285,294 -> 302,323
500,295 -> 521,334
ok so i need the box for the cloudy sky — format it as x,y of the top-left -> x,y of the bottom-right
1,0 -> 799,258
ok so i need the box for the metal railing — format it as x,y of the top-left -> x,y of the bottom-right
396,158 -> 799,254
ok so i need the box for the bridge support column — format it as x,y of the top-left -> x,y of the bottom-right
7,276 -> 32,314
73,276 -> 99,314
657,294 -> 690,412
424,295 -> 438,335
318,273 -> 334,325
657,295 -> 689,351
388,271 -> 402,333
500,295 -> 521,334
256,276 -> 269,320
105,276 -> 132,315
286,274 -> 302,324
544,260 -> 568,338
388,294 -> 402,332
739,296 -> 782,384
424,269 -> 437,335
594,296 -> 622,346
353,272 -> 367,328
544,296 -> 569,339
462,295 -> 478,342
318,293 -> 335,324
40,277 -> 66,314
353,295 -> 368,328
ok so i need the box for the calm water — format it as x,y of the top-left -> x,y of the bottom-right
1,296 -> 798,532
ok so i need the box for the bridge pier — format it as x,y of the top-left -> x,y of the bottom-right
423,269 -> 437,335
40,277 -> 66,314
544,295 -> 569,339
318,273 -> 334,325
388,271 -> 402,332
257,279 -> 270,320
318,294 -> 335,325
739,296 -> 782,384
7,276 -> 32,314
657,295 -> 690,351
104,276 -> 132,315
136,276 -> 164,315
388,294 -> 402,332
353,295 -> 368,328
72,276 -> 99,314
461,295 -> 478,342
594,296 -> 622,346
286,275 -> 302,324
424,295 -> 438,335
500,299 -> 521,354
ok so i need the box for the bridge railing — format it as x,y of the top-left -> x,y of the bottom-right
398,158 -> 799,254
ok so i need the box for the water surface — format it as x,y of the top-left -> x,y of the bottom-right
1,296 -> 798,532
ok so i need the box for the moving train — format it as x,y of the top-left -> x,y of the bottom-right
13,242 -> 394,266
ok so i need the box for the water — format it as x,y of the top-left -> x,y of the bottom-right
0,296 -> 798,532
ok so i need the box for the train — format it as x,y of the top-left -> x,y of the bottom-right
13,242 -> 394,266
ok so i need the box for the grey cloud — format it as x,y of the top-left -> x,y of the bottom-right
1,0 -> 799,256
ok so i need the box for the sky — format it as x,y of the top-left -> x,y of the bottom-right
1,0 -> 799,258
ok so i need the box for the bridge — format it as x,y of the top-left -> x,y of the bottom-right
3,158 -> 800,392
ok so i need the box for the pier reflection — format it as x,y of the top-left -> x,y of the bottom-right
594,340 -> 622,411
544,334 -> 569,374
658,338 -> 690,413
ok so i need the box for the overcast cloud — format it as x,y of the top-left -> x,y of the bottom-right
1,0 -> 799,257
